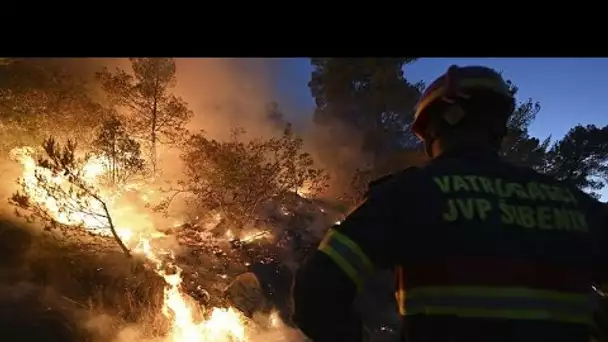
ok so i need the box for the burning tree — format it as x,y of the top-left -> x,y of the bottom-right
96,58 -> 193,174
92,115 -> 146,188
9,138 -> 131,257
162,124 -> 329,231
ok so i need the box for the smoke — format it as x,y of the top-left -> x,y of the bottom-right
10,58 -> 359,199
84,313 -> 166,342
6,57 -> 299,217
173,58 -> 277,139
162,58 -> 282,185
44,58 -> 279,139
305,119 -> 370,197
0,158 -> 29,217
0,58 -> 346,341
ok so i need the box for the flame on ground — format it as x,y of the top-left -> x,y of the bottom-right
134,239 -> 247,341
10,146 -> 291,341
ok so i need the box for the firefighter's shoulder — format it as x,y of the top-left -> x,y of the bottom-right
367,167 -> 421,192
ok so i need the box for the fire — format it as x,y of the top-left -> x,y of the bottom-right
201,308 -> 247,341
239,229 -> 270,243
10,147 -> 116,236
296,183 -> 313,199
132,238 -> 248,341
269,311 -> 281,328
10,146 -> 295,341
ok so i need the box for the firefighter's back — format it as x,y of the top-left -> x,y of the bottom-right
396,153 -> 602,342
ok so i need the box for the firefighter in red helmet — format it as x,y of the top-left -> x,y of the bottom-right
293,65 -> 608,342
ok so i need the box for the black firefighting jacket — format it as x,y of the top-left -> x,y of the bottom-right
293,148 -> 607,342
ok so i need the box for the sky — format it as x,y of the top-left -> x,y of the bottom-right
270,58 -> 608,200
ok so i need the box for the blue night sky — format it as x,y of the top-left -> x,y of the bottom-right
269,58 -> 608,200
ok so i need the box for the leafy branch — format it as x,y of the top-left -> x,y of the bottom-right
9,138 -> 131,257
157,124 -> 329,231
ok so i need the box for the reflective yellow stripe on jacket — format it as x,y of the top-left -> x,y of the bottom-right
318,228 -> 373,290
395,266 -> 406,316
401,286 -> 591,325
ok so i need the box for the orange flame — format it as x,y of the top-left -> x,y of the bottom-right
10,146 -> 298,341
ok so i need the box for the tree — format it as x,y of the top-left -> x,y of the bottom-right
501,82 -> 608,196
500,96 -> 551,170
545,124 -> 608,196
96,58 -> 193,174
0,58 -> 105,152
92,115 -> 146,187
308,58 -> 423,200
309,58 -> 422,166
499,81 -> 608,195
9,138 -> 130,257
161,124 -> 329,230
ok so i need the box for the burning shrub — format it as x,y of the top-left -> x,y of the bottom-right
162,124 -> 329,231
9,138 -> 131,256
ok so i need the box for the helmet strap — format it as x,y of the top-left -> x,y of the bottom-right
423,122 -> 439,158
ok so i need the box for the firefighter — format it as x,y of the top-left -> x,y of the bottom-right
293,65 -> 608,342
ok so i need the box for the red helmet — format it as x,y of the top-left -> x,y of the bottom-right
412,65 -> 515,140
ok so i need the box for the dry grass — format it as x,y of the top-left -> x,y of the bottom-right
0,218 -> 170,341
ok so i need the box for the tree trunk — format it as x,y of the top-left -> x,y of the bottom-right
150,74 -> 160,177
111,136 -> 117,186
102,200 -> 131,258
151,100 -> 158,176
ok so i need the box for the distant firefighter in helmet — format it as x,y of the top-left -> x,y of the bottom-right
293,65 -> 608,342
